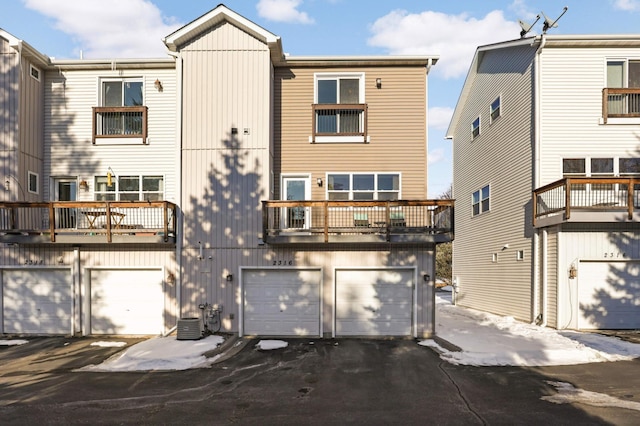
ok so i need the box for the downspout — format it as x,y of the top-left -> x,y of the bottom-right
532,35 -> 546,325
167,50 -> 183,320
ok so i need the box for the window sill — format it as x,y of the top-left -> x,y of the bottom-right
93,137 -> 148,145
310,135 -> 369,143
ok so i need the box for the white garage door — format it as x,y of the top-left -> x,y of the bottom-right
578,262 -> 640,329
335,269 -> 414,336
90,269 -> 164,335
243,269 -> 321,336
2,269 -> 72,334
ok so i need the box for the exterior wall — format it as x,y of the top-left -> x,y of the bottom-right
0,244 -> 178,334
555,223 -> 640,329
0,36 -> 21,202
452,44 -> 537,322
178,21 -> 272,318
19,56 -> 44,203
180,244 -> 436,336
44,65 -> 177,202
274,66 -> 427,200
544,226 -> 558,328
537,45 -> 640,185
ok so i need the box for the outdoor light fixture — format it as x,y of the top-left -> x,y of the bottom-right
423,274 -> 430,282
226,274 -> 233,281
376,78 -> 382,88
317,177 -> 323,186
154,79 -> 163,91
79,179 -> 89,190
569,264 -> 577,279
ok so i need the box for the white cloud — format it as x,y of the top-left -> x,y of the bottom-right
612,0 -> 640,11
256,0 -> 314,24
22,0 -> 182,58
429,106 -> 454,131
368,9 -> 520,80
428,148 -> 445,165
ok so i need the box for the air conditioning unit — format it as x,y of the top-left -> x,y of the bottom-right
176,318 -> 201,340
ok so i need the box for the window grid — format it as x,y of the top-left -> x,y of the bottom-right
327,172 -> 400,201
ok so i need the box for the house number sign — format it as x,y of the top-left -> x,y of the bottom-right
24,259 -> 44,265
273,260 -> 294,266
603,252 -> 626,258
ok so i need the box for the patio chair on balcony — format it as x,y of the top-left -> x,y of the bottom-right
390,212 -> 406,227
354,213 -> 370,227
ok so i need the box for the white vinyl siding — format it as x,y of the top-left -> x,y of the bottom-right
44,66 -> 177,203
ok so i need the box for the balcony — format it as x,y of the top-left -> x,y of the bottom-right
602,88 -> 640,123
312,104 -> 367,143
262,200 -> 454,245
92,106 -> 148,144
533,177 -> 640,227
0,201 -> 176,245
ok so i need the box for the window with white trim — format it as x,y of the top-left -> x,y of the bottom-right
472,116 -> 480,139
94,175 -> 163,201
327,173 -> 400,200
30,65 -> 40,82
28,171 -> 38,194
314,73 -> 365,142
490,96 -> 501,123
472,185 -> 489,216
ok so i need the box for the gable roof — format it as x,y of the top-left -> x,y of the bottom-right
163,4 -> 283,61
0,28 -> 50,67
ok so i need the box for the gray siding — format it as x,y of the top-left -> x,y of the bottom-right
0,37 -> 19,202
452,44 -> 537,322
546,227 -> 558,328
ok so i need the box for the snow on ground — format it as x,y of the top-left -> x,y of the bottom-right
77,334 -> 225,372
4,288 -> 639,372
421,288 -> 640,366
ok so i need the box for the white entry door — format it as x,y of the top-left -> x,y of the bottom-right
54,179 -> 77,229
282,176 -> 310,229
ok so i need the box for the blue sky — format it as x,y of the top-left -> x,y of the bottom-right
4,0 -> 640,197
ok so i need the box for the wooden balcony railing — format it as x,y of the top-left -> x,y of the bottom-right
533,177 -> 640,227
92,106 -> 148,144
262,199 -> 454,244
0,201 -> 176,244
312,104 -> 367,142
602,88 -> 640,123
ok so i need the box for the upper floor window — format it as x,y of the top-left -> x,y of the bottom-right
28,171 -> 38,194
102,79 -> 143,107
29,65 -> 40,82
313,73 -> 366,143
327,172 -> 400,200
472,185 -> 489,216
605,60 -> 640,121
472,116 -> 480,139
490,96 -> 501,123
95,175 -> 163,201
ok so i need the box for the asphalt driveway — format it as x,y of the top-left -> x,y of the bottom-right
1,337 -> 639,425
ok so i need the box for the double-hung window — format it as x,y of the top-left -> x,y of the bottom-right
472,116 -> 480,139
314,73 -> 365,142
490,96 -> 501,123
96,78 -> 145,140
95,175 -> 163,201
327,173 -> 400,200
472,185 -> 489,216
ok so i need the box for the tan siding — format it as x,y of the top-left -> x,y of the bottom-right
452,44 -> 537,322
274,66 -> 427,199
19,57 -> 44,202
44,67 -> 177,202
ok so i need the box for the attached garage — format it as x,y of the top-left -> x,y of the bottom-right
2,268 -> 73,334
335,268 -> 415,337
242,268 -> 321,336
578,261 -> 640,329
88,268 -> 165,335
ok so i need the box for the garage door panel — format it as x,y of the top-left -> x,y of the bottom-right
336,269 -> 413,337
90,269 -> 164,335
3,269 -> 72,334
243,269 -> 321,336
579,262 -> 640,329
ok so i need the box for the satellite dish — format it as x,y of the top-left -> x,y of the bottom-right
542,6 -> 568,34
519,15 -> 540,38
